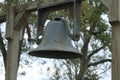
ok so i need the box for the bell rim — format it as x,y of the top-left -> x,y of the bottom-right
28,50 -> 82,59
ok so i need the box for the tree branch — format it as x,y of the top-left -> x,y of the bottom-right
87,59 -> 111,67
81,34 -> 91,56
0,15 -> 6,23
95,34 -> 111,43
87,45 -> 105,60
0,30 -> 7,69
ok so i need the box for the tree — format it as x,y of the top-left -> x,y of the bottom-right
48,0 -> 111,80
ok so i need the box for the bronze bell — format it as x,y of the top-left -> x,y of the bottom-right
28,17 -> 82,59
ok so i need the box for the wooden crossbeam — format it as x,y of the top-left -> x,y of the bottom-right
15,0 -> 75,31
0,0 -> 74,23
15,0 -> 74,12
38,0 -> 74,11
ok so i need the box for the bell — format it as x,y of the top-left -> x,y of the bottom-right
28,17 -> 82,59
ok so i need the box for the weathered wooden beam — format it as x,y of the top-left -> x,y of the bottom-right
15,0 -> 75,31
5,28 -> 24,80
111,21 -> 120,80
15,0 -> 73,13
14,11 -> 27,31
5,7 -> 14,39
0,0 -> 73,23
38,0 -> 74,12
109,0 -> 120,22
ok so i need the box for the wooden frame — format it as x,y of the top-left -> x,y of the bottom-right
0,0 -> 76,80
0,0 -> 120,80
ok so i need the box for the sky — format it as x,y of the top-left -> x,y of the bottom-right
0,0 -> 4,2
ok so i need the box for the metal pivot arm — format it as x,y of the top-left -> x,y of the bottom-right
36,9 -> 49,43
73,0 -> 81,41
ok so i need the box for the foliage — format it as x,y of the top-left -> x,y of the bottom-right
0,0 -> 111,80
48,0 -> 111,80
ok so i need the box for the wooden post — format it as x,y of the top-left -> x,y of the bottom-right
109,0 -> 120,22
5,7 -> 14,40
5,7 -> 24,80
111,22 -> 120,80
109,0 -> 120,80
5,30 -> 23,80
